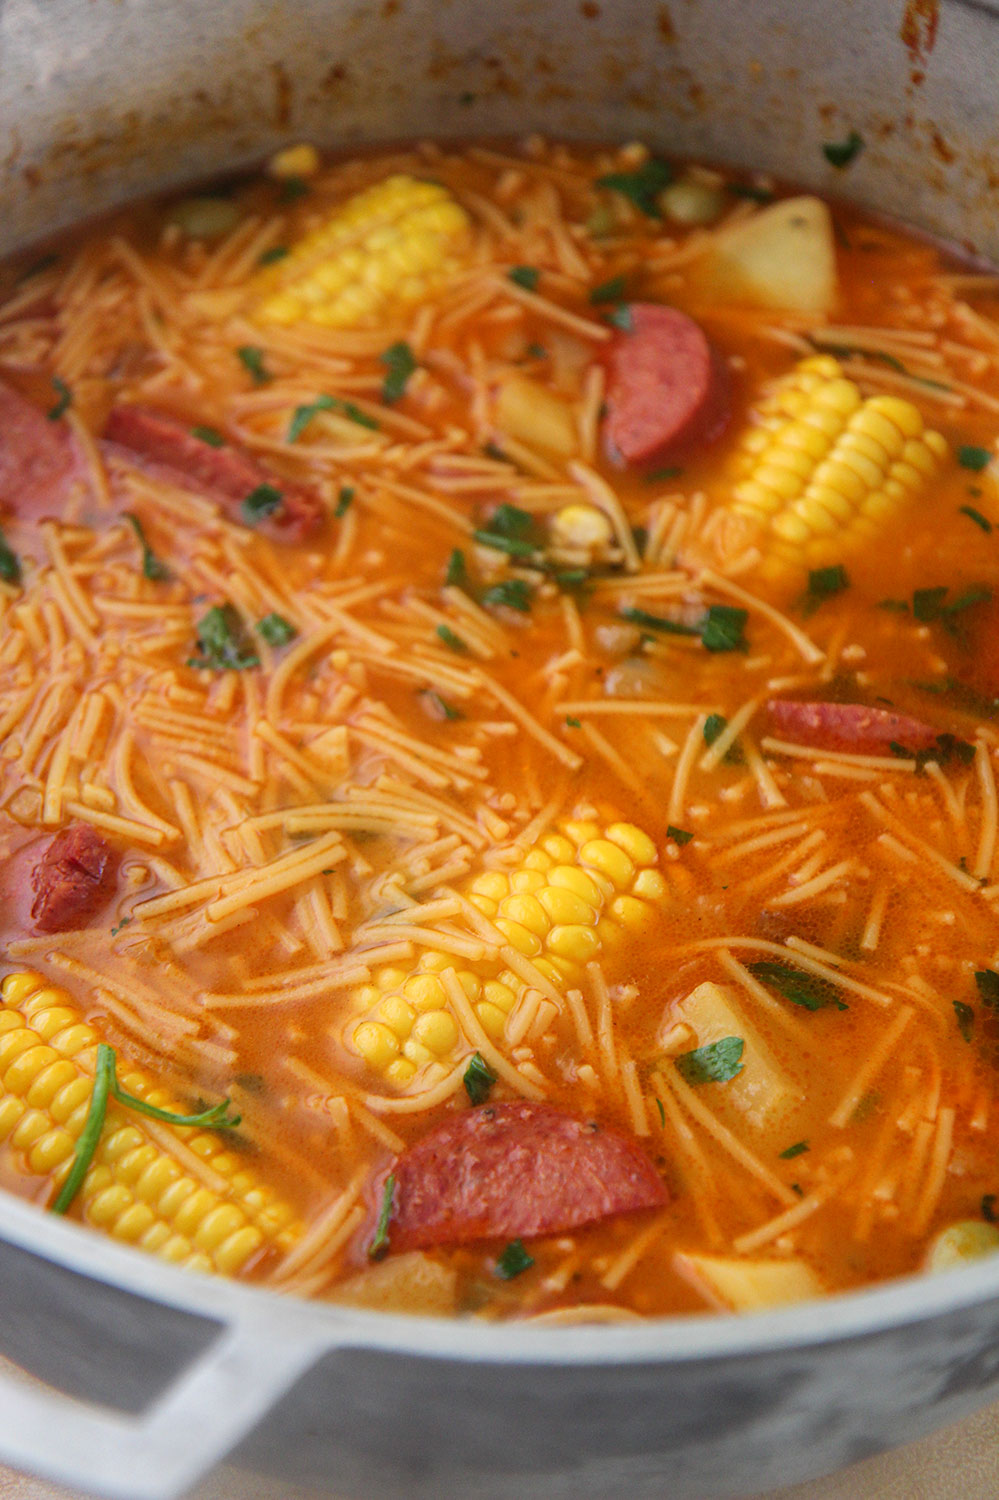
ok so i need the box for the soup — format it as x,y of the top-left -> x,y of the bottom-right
1,136 -> 999,1320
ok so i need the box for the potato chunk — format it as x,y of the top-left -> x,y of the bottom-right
329,1251 -> 458,1315
495,373 -> 578,457
689,196 -> 838,315
675,1250 -> 825,1312
672,980 -> 802,1135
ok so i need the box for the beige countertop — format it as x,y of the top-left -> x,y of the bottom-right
1,1400 -> 997,1500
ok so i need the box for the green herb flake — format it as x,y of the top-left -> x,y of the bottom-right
590,274 -> 627,304
445,548 -> 468,588
187,603 -> 260,672
191,425 -> 226,448
667,824 -> 693,845
959,445 -> 992,472
701,603 -> 748,653
436,623 -> 468,653
482,579 -> 533,613
17,252 -> 60,282
458,90 -> 476,106
110,917 -> 132,937
983,1194 -> 998,1224
960,505 -> 993,533
974,969 -> 999,1007
280,175 -> 309,203
508,265 -> 540,292
237,345 -> 271,384
748,960 -> 848,1012
619,605 -> 700,637
703,713 -> 728,748
654,1096 -> 666,1128
565,715 -> 582,729
526,342 -> 547,359
779,1140 -> 810,1160
954,1000 -> 975,1043
369,1173 -> 396,1261
256,612 -> 297,647
675,1035 -> 744,1086
0,529 -> 22,587
336,400 -> 380,430
380,340 -> 417,404
606,303 -> 634,332
726,182 -> 775,204
287,392 -> 335,442
47,376 -> 72,421
596,158 -> 673,217
463,1051 -> 497,1105
912,585 -> 949,622
241,483 -> 283,524
823,130 -> 864,168
123,512 -> 169,582
645,466 -> 684,483
334,485 -> 355,518
257,244 -> 290,266
495,1238 -> 535,1280
804,564 -> 849,614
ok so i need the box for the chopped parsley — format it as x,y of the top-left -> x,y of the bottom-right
256,612 -> 297,647
726,182 -> 775,204
654,1097 -> 666,1128
52,1043 -> 239,1216
237,344 -> 271,383
187,604 -> 260,671
565,715 -> 582,728
889,733 -> 975,771
974,969 -> 999,1007
436,623 -> 468,653
473,504 -> 540,558
110,917 -> 132,937
445,548 -> 468,588
958,445 -> 992,471
463,1051 -> 497,1105
192,425 -> 225,447
779,1140 -> 810,1160
590,274 -> 627,304
526,342 -> 547,359
257,244 -> 289,266
748,960 -> 848,1012
675,1036 -> 744,1086
334,485 -> 355,518
330,398 -> 379,430
47,376 -> 72,421
494,1238 -> 535,1279
508,265 -> 540,291
620,605 -> 700,637
287,393 -> 335,441
380,340 -> 417,403
123,512 -> 169,581
823,130 -> 864,168
482,578 -> 533,613
241,483 -> 283,524
596,158 -> 673,217
954,1000 -> 975,1043
908,583 -> 991,633
424,690 -> 463,722
606,303 -> 633,332
667,824 -> 693,845
960,505 -> 993,533
646,466 -> 683,483
983,1194 -> 998,1224
368,1174 -> 396,1261
803,564 -> 849,615
0,529 -> 22,586
703,713 -> 728,747
701,604 -> 748,653
279,175 -> 310,202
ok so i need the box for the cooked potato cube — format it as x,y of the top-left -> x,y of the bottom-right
674,1250 -> 825,1311
495,373 -> 578,457
673,980 -> 802,1134
689,196 -> 837,314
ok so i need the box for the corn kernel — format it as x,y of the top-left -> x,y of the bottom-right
1,973 -> 43,1006
633,868 -> 668,901
402,1039 -> 435,1067
403,974 -> 446,1010
215,1226 -> 264,1276
607,822 -> 657,866
537,885 -> 596,926
610,894 -> 654,929
378,995 -> 415,1038
483,980 -> 517,1013
510,869 -> 546,895
412,1010 -> 459,1055
468,893 -> 498,918
580,839 -> 635,889
454,971 -> 482,1002
499,892 -> 550,937
494,918 -> 543,958
174,1188 -> 220,1240
352,1021 -> 400,1068
377,966 -> 410,992
540,833 -> 575,862
523,850 -> 553,873
386,1058 -> 417,1088
547,924 -> 602,962
548,865 -> 603,906
417,951 -> 451,975
551,504 -> 614,552
562,820 -> 600,846
470,871 -> 510,901
268,143 -> 321,179
193,1204 -> 246,1253
113,1202 -> 158,1244
27,1127 -> 74,1175
476,1002 -> 508,1039
87,1184 -> 134,1228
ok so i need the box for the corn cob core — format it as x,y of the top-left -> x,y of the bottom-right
348,819 -> 667,1089
715,356 -> 948,584
254,174 -> 471,329
0,974 -> 299,1276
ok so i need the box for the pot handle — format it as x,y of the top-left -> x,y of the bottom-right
0,1304 -> 330,1500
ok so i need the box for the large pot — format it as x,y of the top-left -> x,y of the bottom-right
4,2 -> 999,1496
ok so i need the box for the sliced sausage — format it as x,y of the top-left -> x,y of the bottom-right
30,825 -> 117,933
103,405 -> 324,542
602,303 -> 731,467
387,1100 -> 667,1252
767,699 -> 940,755
0,380 -> 79,520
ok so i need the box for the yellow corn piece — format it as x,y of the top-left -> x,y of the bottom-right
712,355 -> 948,586
253,174 -> 471,328
347,818 -> 668,1089
0,973 -> 299,1276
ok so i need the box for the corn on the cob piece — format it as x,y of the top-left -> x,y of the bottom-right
711,355 -> 948,585
0,973 -> 299,1276
253,174 -> 471,329
347,818 -> 668,1089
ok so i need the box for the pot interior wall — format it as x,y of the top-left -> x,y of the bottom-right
2,0 -> 999,260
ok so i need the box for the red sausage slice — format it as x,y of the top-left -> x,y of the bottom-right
767,699 -> 940,755
388,1100 -> 667,1252
30,825 -> 117,933
0,380 -> 80,520
104,405 -> 324,542
603,304 -> 730,467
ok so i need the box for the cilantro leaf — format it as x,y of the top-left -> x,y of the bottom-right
803,564 -> 849,615
823,130 -> 864,168
958,445 -> 991,471
368,1174 -> 395,1261
256,612 -> 297,646
481,578 -> 533,613
954,1000 -> 975,1043
334,486 -> 355,518
192,425 -> 225,447
974,970 -> 999,1007
436,624 -> 468,653
495,1238 -> 535,1279
596,158 -> 673,217
960,505 -> 993,533
287,393 -> 335,441
675,1036 -> 744,1085
590,274 -> 627,304
47,376 -> 72,421
380,340 -> 417,404
700,604 -> 748,652
241,483 -> 283,524
123,512 -> 169,581
748,960 -> 848,1012
237,345 -> 270,384
187,604 -> 260,671
667,825 -> 693,845
0,529 -> 22,586
463,1052 -> 497,1105
703,713 -> 728,747
779,1140 -> 810,1160
508,266 -> 540,291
